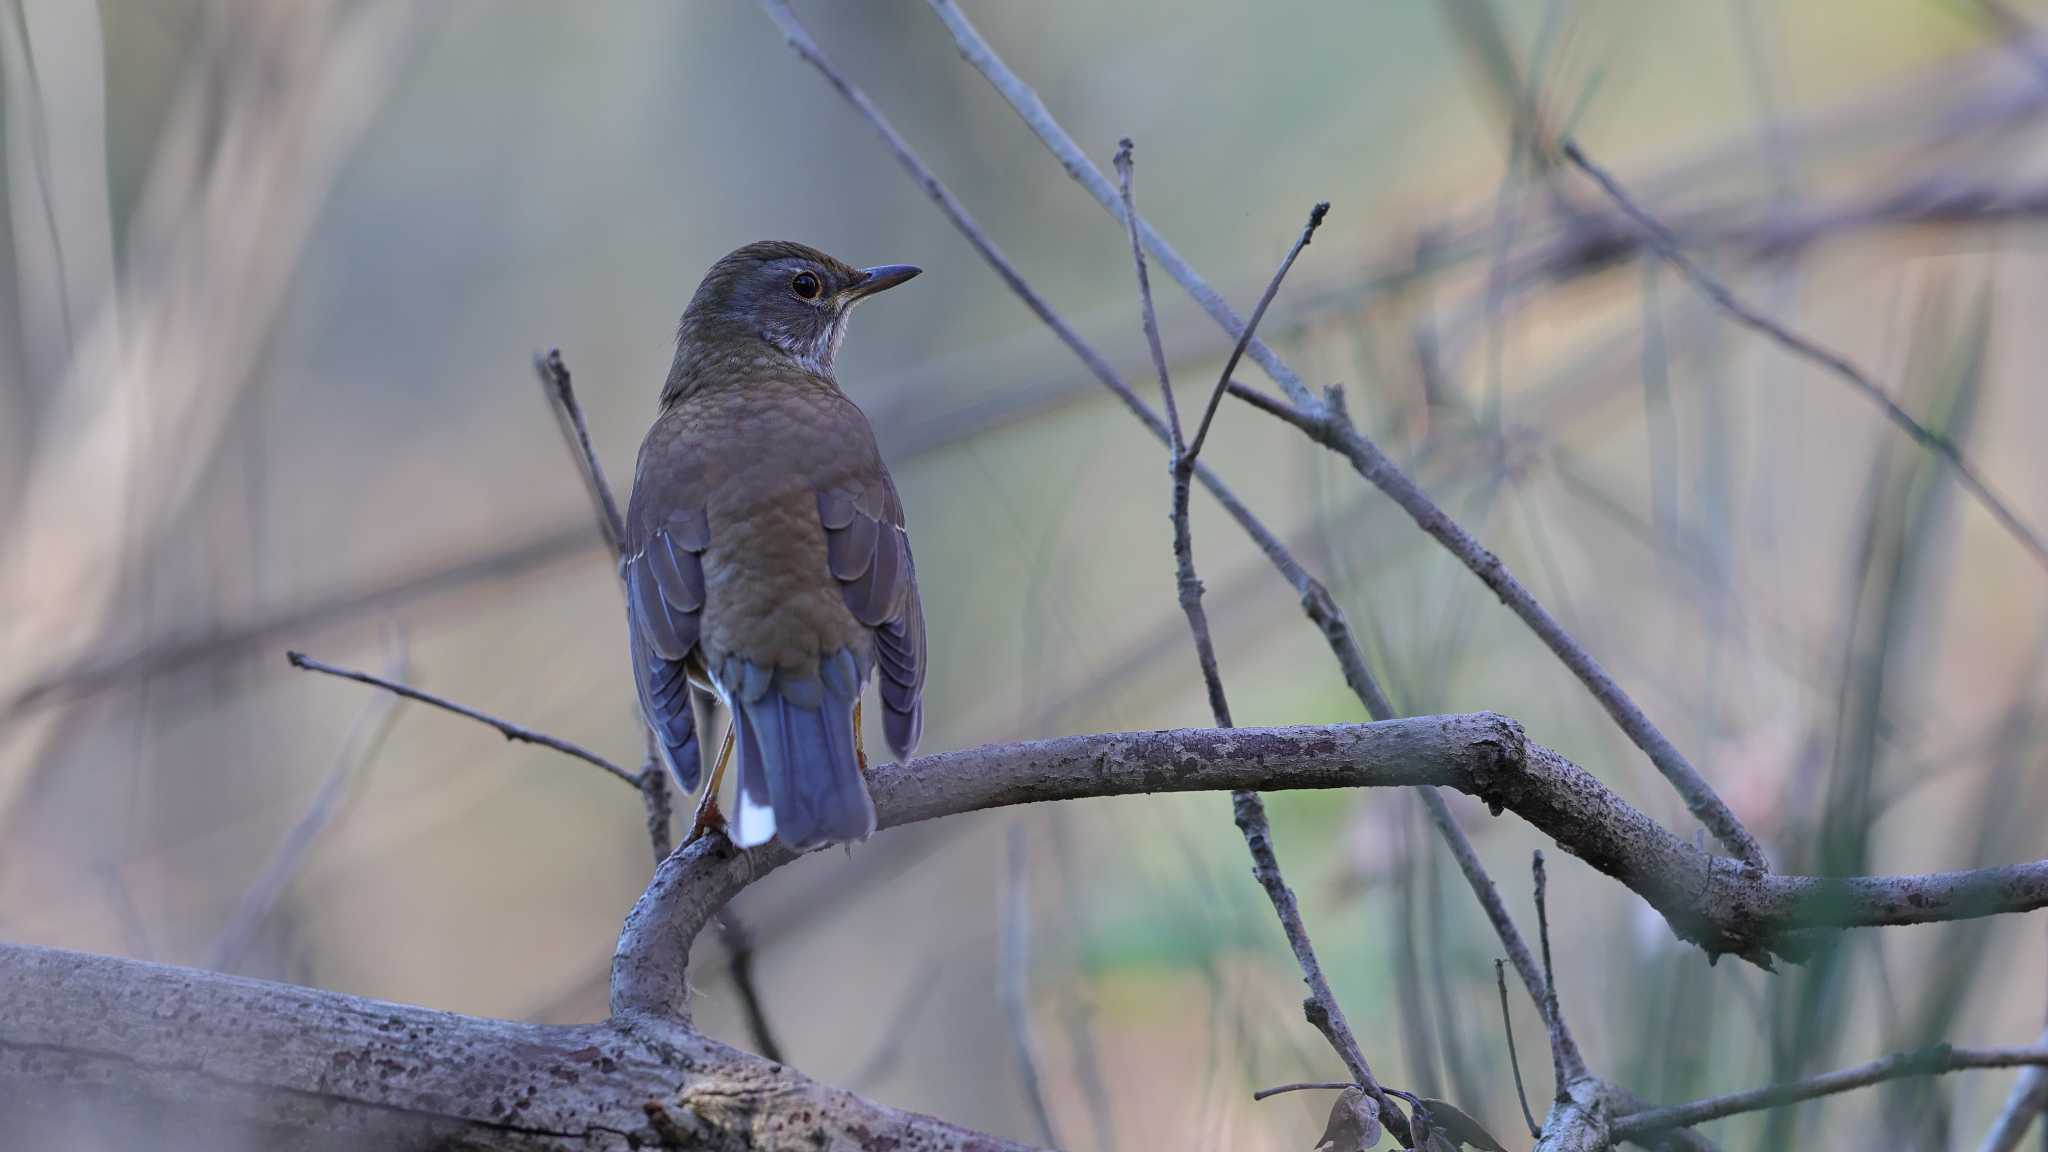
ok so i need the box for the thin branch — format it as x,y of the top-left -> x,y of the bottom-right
213,639 -> 410,974
4,523 -> 595,724
750,0 -> 1349,723
1253,1081 -> 1357,1102
1561,140 -> 2048,580
714,912 -> 783,1064
923,0 -> 1321,413
1419,788 -> 1581,1072
1184,201 -> 1328,467
638,739 -> 673,863
1001,825 -> 1059,1146
533,348 -> 627,556
1117,136 -> 1395,1132
1613,1044 -> 2048,1139
1392,802 -> 1443,1101
286,650 -> 639,788
1497,959 -> 1542,1138
1532,850 -> 1575,1099
918,0 -> 1763,873
1114,139 -> 1181,447
850,958 -> 944,1090
1233,379 -> 1767,869
1980,1025 -> 2048,1152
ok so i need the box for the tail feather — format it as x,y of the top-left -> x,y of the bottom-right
729,653 -> 874,850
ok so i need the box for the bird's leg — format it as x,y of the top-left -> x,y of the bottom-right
685,724 -> 736,845
853,697 -> 869,777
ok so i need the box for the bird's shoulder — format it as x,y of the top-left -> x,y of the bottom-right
630,364 -> 895,541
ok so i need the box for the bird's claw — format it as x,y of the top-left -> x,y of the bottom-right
684,791 -> 727,847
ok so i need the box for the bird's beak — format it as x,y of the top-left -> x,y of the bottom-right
845,263 -> 922,301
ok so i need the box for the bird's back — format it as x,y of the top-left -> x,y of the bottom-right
625,239 -> 927,851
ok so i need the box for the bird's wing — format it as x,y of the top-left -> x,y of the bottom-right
625,503 -> 711,789
818,482 -> 926,759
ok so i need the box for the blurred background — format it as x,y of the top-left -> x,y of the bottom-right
4,2 -> 2048,1148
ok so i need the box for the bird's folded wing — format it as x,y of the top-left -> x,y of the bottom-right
818,486 -> 926,758
626,506 -> 711,788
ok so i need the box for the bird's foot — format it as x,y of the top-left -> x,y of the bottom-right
684,790 -> 728,847
854,697 -> 870,778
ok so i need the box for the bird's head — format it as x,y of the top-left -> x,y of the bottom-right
668,241 -> 920,395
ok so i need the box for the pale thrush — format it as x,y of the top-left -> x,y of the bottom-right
625,241 -> 927,850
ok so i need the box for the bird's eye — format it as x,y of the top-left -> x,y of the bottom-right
791,271 -> 822,300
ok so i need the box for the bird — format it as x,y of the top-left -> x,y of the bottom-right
623,241 -> 927,851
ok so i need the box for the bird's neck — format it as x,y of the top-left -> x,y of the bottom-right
663,321 -> 841,407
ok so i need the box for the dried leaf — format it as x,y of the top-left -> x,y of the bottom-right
1314,1085 -> 1382,1152
1417,1097 -> 1508,1151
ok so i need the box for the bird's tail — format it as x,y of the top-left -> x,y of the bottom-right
729,649 -> 874,850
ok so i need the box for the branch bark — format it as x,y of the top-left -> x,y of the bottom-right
13,715 -> 2044,1145
0,942 -> 1039,1151
612,714 -> 2048,1024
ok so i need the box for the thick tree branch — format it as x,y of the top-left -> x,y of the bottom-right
0,942 -> 1040,1152
612,714 -> 2048,1023
16,715 -> 2041,1146
1536,1078 -> 1612,1152
1119,141 -> 1402,1135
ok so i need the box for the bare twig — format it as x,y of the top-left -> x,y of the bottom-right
751,0 -> 1360,730
1561,140 -> 2048,580
1117,138 -> 1397,1134
1224,385 -> 1768,869
1980,1025 -> 2048,1152
1183,200 -> 1329,466
1420,789 -> 1582,1072
714,912 -> 783,1064
286,649 -> 639,788
638,738 -> 672,863
1253,1081 -> 1357,1102
1497,959 -> 1542,1138
850,958 -> 944,1090
1614,1044 -> 2048,1139
4,523 -> 595,724
1001,825 -> 1059,1146
1114,140 -> 1179,442
1392,803 -> 1443,1101
923,0 -> 1321,413
918,0 -> 1763,873
1532,851 -> 1575,1099
214,638 -> 410,973
533,348 -> 627,555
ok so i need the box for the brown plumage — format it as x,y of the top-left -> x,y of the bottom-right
624,241 -> 926,850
